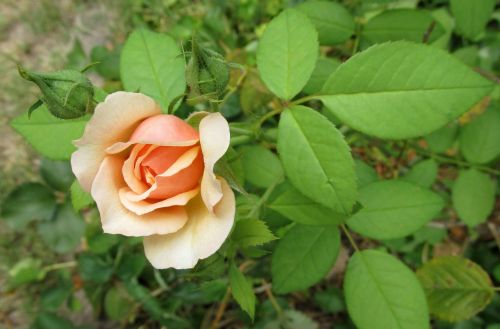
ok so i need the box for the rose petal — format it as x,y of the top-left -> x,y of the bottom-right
122,144 -> 149,194
141,145 -> 194,176
119,187 -> 199,215
126,146 -> 202,202
106,114 -> 200,154
92,156 -> 188,236
143,178 -> 235,269
72,92 -> 160,192
199,113 -> 230,211
149,150 -> 204,199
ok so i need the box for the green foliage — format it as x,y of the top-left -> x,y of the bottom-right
344,250 -> 429,329
303,57 -> 341,94
321,41 -> 494,139
104,286 -> 134,321
231,218 -> 276,247
417,256 -> 494,322
120,29 -> 186,111
229,263 -> 256,320
450,0 -> 495,40
452,169 -> 496,226
277,106 -> 357,214
296,1 -> 354,46
40,158 -> 74,191
239,145 -> 283,188
1,183 -> 55,230
459,106 -> 500,164
272,225 -> 340,294
11,105 -> 89,160
362,9 -> 445,44
264,309 -> 319,329
257,9 -> 318,100
38,201 -> 85,253
425,123 -> 459,153
268,181 -> 346,226
70,180 -> 93,211
403,159 -> 438,188
347,180 -> 444,240
8,258 -> 46,288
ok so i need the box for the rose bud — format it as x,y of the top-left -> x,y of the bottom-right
186,39 -> 230,101
18,65 -> 95,119
71,92 -> 235,269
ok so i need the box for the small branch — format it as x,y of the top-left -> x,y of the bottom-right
341,224 -> 360,252
209,287 -> 231,329
290,94 -> 322,106
43,261 -> 77,272
422,21 -> 437,44
262,280 -> 282,315
412,144 -> 500,176
487,222 -> 500,252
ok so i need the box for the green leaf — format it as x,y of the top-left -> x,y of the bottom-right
231,218 -> 276,247
347,180 -> 444,240
88,233 -> 120,254
450,0 -> 496,41
417,256 -> 494,322
277,106 -> 357,214
104,286 -> 133,321
430,8 -> 454,49
424,123 -> 458,153
41,278 -> 72,311
268,181 -> 346,226
8,258 -> 46,288
124,280 -> 189,328
303,57 -> 341,94
296,1 -> 354,45
40,158 -> 74,191
121,29 -> 186,110
257,9 -> 318,100
11,104 -> 89,160
264,309 -> 319,329
320,41 -> 494,139
38,201 -> 85,253
240,145 -> 283,188
314,287 -> 345,313
362,9 -> 445,44
272,225 -> 340,294
117,254 -> 146,281
344,250 -> 429,329
459,106 -> 500,164
454,46 -> 480,67
70,180 -> 93,211
402,159 -> 438,188
31,313 -> 79,329
90,45 -> 121,80
229,263 -> 256,320
1,183 -> 55,230
452,169 -> 496,226
354,159 -> 379,187
78,253 -> 114,284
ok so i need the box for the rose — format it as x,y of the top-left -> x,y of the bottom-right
71,92 -> 235,269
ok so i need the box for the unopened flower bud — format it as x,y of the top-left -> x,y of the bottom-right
18,65 -> 95,119
186,39 -> 230,101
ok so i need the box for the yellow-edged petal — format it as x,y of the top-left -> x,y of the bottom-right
199,113 -> 230,211
119,187 -> 199,215
143,178 -> 235,269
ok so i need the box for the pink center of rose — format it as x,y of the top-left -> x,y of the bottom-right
125,114 -> 205,201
